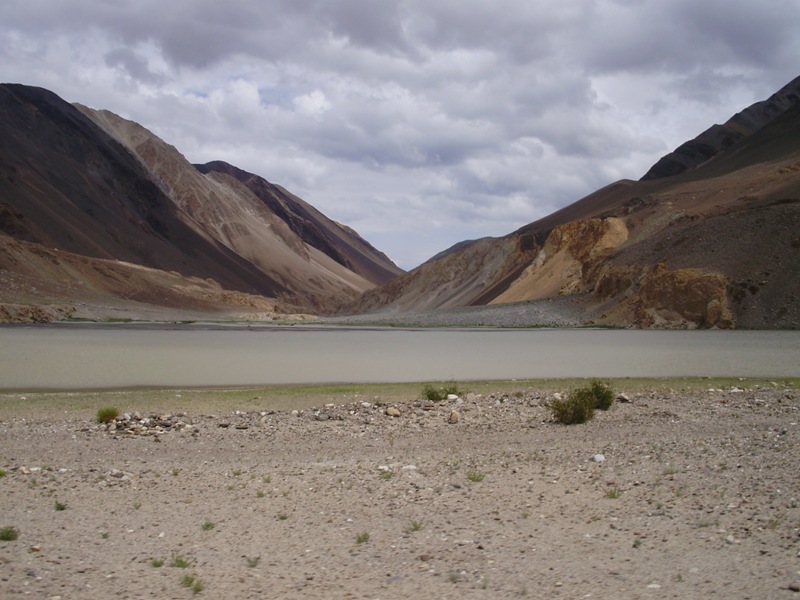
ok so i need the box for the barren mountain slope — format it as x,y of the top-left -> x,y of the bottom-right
641,74 -> 800,180
195,161 -> 403,285
77,107 -> 390,309
0,84 -> 289,300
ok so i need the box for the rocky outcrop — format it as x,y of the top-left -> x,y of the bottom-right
491,217 -> 627,303
591,262 -> 734,329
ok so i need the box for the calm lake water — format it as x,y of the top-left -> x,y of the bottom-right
1,324 -> 798,390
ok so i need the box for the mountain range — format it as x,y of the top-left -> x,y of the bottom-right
1,77 -> 799,327
0,83 -> 401,322
346,76 -> 800,329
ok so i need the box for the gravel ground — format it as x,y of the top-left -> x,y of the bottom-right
325,296 -> 589,328
1,384 -> 799,599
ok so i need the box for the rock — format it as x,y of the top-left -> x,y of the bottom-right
447,394 -> 459,401
447,410 -> 460,424
315,413 -> 330,421
385,407 -> 401,418
787,582 -> 800,592
591,454 -> 606,463
617,393 -> 631,403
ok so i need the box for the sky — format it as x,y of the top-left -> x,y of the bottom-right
1,1 -> 799,270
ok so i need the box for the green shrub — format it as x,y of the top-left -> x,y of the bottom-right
422,382 -> 464,402
550,393 -> 595,425
590,380 -> 615,411
0,526 -> 19,541
96,407 -> 119,424
550,381 -> 615,424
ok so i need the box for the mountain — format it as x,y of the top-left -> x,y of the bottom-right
346,77 -> 800,329
0,83 -> 402,321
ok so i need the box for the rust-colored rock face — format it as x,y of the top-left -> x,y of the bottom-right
633,264 -> 733,329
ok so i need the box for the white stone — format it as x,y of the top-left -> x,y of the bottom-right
592,454 -> 606,463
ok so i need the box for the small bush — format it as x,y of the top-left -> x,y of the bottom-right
590,380 -> 614,411
422,382 -> 464,402
550,381 -> 614,424
356,532 -> 370,544
96,407 -> 119,424
0,526 -> 19,541
467,470 -> 485,482
550,393 -> 594,425
54,500 -> 67,511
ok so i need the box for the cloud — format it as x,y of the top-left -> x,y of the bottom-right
1,0 -> 799,268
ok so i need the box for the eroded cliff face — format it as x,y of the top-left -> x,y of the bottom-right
591,262 -> 734,329
491,217 -> 627,303
489,216 -> 734,329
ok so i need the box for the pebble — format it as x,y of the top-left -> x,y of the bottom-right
592,454 -> 606,463
447,410 -> 460,424
385,407 -> 401,418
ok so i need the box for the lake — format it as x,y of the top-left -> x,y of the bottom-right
1,324 -> 798,390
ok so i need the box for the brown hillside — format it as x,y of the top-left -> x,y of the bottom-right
346,78 -> 800,329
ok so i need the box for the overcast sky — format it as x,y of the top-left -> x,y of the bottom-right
2,1 -> 799,269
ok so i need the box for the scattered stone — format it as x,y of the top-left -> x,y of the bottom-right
592,454 -> 606,463
315,413 -> 330,421
617,393 -> 631,403
447,410 -> 460,424
385,407 -> 401,418
447,394 -> 459,401
787,582 -> 800,592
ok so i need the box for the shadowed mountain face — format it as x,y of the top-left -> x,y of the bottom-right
347,77 -> 800,329
0,84 -> 288,299
641,75 -> 800,181
0,84 -> 402,320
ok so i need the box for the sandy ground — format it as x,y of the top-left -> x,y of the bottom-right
1,384 -> 799,599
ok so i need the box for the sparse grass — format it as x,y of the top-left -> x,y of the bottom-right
263,475 -> 272,484
101,532 -> 109,539
54,500 -> 67,511
256,490 -> 265,498
181,574 -> 204,594
0,469 -> 7,477
232,470 -> 242,477
171,468 -> 180,477
170,555 -> 191,569
245,556 -> 261,568
0,526 -> 19,541
696,518 -> 719,528
633,538 -> 642,548
277,513 -> 288,521
410,520 -> 424,532
150,558 -> 164,568
379,470 -> 394,480
356,532 -> 370,544
605,487 -> 622,499
201,520 -> 216,531
663,466 -> 680,475
96,406 -> 119,424
467,470 -> 485,483
133,502 -> 142,510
